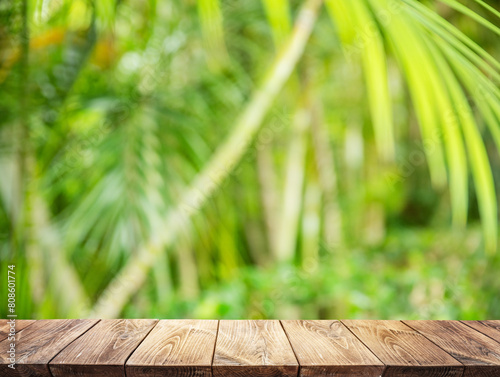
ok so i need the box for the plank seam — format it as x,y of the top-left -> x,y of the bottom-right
10,319 -> 500,377
279,320 -> 302,377
210,320 -> 220,376
460,320 -> 500,346
16,320 -> 36,334
123,319 -> 160,377
0,320 -> 36,343
339,319 -> 388,374
46,319 -> 101,377
400,320 -> 466,376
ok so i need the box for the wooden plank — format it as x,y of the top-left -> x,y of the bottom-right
0,319 -> 98,377
281,320 -> 385,377
481,321 -> 500,332
462,320 -> 500,344
0,320 -> 36,341
342,320 -> 464,377
0,321 -> 7,338
213,320 -> 298,376
126,319 -> 218,377
405,320 -> 500,377
49,319 -> 158,377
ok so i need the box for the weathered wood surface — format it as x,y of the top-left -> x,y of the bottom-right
342,320 -> 464,377
404,320 -> 500,377
0,319 -> 98,377
462,320 -> 500,344
282,320 -> 385,376
50,319 -> 157,377
213,320 -> 298,376
1,319 -> 500,376
0,320 -> 36,341
126,319 -> 218,377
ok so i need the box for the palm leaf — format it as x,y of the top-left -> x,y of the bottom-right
324,0 -> 498,248
471,0 -> 500,19
198,0 -> 229,70
89,0 -> 323,318
369,0 -> 469,225
261,0 -> 291,47
439,0 -> 500,36
404,0 -> 499,251
326,0 -> 395,161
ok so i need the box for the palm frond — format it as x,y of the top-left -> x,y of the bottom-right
369,0 -> 469,226
471,0 -> 500,19
198,0 -> 229,70
439,0 -> 500,36
261,0 -> 291,47
370,0 -> 498,245
326,0 -> 395,161
89,0 -> 323,318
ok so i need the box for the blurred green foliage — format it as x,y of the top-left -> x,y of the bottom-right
0,0 -> 499,319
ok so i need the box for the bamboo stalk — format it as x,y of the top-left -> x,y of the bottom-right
310,100 -> 343,247
260,0 -> 293,260
274,63 -> 310,262
32,193 -> 91,316
256,145 -> 279,256
89,0 -> 323,318
17,0 -> 47,309
301,176 -> 321,269
274,105 -> 310,261
177,235 -> 199,299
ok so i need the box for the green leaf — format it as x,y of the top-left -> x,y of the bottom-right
261,0 -> 291,48
439,0 -> 500,36
326,0 -> 395,161
198,0 -> 229,70
367,0 -> 469,224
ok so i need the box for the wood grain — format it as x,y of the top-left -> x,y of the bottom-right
0,319 -> 98,377
126,319 -> 218,377
213,320 -> 298,377
481,321 -> 500,333
405,320 -> 500,377
282,320 -> 385,376
0,321 -> 7,340
342,320 -> 464,377
462,320 -> 500,344
49,319 -> 157,377
0,320 -> 36,342
2,319 -> 499,376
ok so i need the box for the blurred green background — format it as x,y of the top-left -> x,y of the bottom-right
1,0 -> 500,320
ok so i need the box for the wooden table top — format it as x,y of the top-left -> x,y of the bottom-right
1,319 -> 499,376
